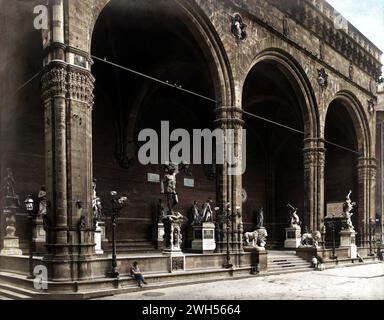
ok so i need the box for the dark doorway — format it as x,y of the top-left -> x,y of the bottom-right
242,60 -> 306,247
91,0 -> 217,251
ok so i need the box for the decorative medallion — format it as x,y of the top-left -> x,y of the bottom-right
230,14 -> 247,41
317,68 -> 328,90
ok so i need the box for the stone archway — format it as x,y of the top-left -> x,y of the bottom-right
241,49 -> 320,247
324,91 -> 375,247
90,0 -> 235,251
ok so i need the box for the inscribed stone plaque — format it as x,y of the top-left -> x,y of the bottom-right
326,202 -> 344,218
204,230 -> 214,239
147,173 -> 160,183
184,178 -> 194,188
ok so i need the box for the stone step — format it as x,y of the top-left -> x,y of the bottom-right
269,262 -> 311,268
0,288 -> 32,300
266,267 -> 314,276
0,282 -> 37,298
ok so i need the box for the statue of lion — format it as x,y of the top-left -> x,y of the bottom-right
301,231 -> 321,248
244,228 -> 268,248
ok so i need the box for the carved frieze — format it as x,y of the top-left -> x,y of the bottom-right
41,67 -> 95,106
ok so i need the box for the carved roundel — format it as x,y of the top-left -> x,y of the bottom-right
231,14 -> 247,41
241,188 -> 247,203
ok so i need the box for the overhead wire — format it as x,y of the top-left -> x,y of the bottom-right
8,55 -> 361,156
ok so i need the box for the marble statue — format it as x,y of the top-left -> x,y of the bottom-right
161,163 -> 180,214
256,207 -> 264,229
191,201 -> 202,225
244,228 -> 268,248
2,168 -> 16,198
301,231 -> 322,248
201,199 -> 214,223
38,186 -> 47,216
287,204 -> 301,227
230,14 -> 247,41
342,190 -> 356,230
92,179 -> 102,223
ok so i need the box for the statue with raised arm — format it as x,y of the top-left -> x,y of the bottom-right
201,198 -> 214,223
287,204 -> 301,227
92,179 -> 102,223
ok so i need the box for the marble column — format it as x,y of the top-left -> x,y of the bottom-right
40,2 -> 96,280
356,157 -> 377,247
303,138 -> 326,233
214,105 -> 244,254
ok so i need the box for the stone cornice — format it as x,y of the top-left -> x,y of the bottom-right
231,2 -> 379,99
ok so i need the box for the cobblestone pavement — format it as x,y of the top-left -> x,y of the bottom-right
100,263 -> 384,300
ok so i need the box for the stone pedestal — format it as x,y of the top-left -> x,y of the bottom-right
284,226 -> 302,249
1,207 -> 22,256
340,229 -> 357,259
94,221 -> 104,255
163,218 -> 183,253
157,222 -> 165,250
191,222 -> 216,253
99,221 -> 108,249
244,246 -> 268,272
163,252 -> 186,273
33,216 -> 46,254
1,237 -> 22,255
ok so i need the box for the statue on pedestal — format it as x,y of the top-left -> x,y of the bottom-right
160,163 -> 188,252
1,168 -> 22,255
243,229 -> 268,249
284,203 -> 302,249
201,199 -> 214,223
342,190 -> 356,231
301,231 -> 322,248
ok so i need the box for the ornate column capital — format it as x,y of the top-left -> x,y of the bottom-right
41,64 -> 67,103
214,106 -> 244,129
67,68 -> 95,107
356,157 -> 377,181
41,63 -> 95,107
302,138 -> 326,168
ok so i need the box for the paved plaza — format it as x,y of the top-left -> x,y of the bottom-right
99,263 -> 384,300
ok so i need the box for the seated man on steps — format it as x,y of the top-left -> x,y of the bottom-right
130,261 -> 148,288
